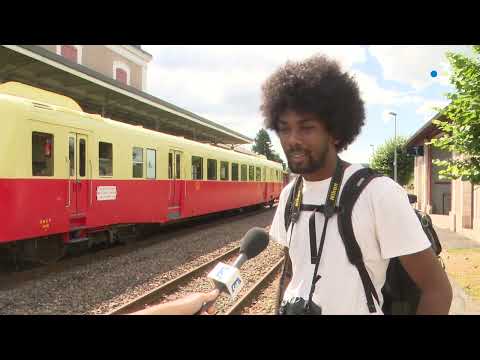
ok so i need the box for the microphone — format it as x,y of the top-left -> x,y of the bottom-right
197,227 -> 270,314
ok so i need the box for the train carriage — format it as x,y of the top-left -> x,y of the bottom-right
0,82 -> 284,263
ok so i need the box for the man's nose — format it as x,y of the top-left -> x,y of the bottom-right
285,128 -> 303,146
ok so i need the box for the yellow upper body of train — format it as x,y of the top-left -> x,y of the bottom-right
0,82 -> 284,182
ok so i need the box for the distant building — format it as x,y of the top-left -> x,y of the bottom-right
406,112 -> 480,241
38,45 -> 152,91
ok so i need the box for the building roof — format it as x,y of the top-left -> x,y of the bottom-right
126,45 -> 153,59
0,45 -> 252,145
405,112 -> 447,148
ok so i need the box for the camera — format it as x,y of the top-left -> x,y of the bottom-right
278,297 -> 322,315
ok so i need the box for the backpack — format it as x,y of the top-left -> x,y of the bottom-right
281,167 -> 443,315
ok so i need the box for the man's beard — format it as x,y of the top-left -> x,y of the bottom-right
287,144 -> 329,175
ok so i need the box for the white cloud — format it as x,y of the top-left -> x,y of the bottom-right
144,46 -> 369,111
141,45 -> 369,160
143,45 -> 432,153
416,99 -> 450,123
368,45 -> 473,90
352,71 -> 426,107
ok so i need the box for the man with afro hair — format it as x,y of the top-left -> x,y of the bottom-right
264,54 -> 452,315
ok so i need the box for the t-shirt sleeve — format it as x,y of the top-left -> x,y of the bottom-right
370,178 -> 431,259
269,185 -> 291,248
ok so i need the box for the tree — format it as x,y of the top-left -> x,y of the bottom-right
370,136 -> 414,186
429,45 -> 480,183
252,128 -> 286,169
252,128 -> 274,159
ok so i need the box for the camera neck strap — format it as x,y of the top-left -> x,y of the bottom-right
305,156 -> 346,312
285,156 -> 347,313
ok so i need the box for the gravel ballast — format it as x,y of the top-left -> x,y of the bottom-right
0,207 -> 278,315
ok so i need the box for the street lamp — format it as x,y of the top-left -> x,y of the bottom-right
389,111 -> 398,183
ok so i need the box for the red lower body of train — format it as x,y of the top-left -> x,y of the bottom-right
0,178 -> 283,262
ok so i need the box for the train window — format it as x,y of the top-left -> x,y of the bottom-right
79,139 -> 86,177
220,161 -> 229,181
133,147 -> 144,178
248,165 -> 254,181
99,142 -> 113,177
207,159 -> 217,180
271,168 -> 274,180
146,149 -> 156,179
256,167 -> 261,181
263,167 -> 266,182
175,153 -> 181,179
276,170 -> 279,181
241,164 -> 247,181
231,163 -> 239,181
69,137 -> 75,177
168,153 -> 173,179
32,132 -> 54,176
192,156 -> 203,180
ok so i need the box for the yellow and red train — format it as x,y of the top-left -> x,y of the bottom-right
0,82 -> 286,263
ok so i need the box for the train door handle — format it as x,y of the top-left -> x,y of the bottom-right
66,157 -> 71,208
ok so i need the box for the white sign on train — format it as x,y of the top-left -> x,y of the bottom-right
97,186 -> 117,201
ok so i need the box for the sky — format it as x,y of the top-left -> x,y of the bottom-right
141,45 -> 473,165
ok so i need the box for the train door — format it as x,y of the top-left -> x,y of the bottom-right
263,166 -> 268,201
67,132 -> 90,217
168,149 -> 183,219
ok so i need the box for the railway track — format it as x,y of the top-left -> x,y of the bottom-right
225,257 -> 284,315
0,205 -> 274,290
108,249 -> 284,315
108,246 -> 241,314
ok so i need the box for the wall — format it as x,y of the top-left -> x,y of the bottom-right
430,146 -> 451,215
37,45 -> 144,90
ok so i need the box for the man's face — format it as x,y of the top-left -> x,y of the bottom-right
277,110 -> 334,175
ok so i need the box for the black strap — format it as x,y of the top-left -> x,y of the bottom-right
337,167 -> 383,313
284,175 -> 303,232
305,157 -> 347,312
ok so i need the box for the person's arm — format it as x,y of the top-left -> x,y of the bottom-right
130,289 -> 219,315
399,248 -> 452,315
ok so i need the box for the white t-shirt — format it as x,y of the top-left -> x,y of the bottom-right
270,164 -> 431,315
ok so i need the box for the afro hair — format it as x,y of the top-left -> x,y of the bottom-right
260,54 -> 365,152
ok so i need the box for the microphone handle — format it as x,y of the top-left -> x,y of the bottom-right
231,253 -> 248,269
195,253 -> 248,315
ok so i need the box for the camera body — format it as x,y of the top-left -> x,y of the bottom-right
278,297 -> 322,315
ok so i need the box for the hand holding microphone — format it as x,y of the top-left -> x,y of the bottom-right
196,227 -> 270,314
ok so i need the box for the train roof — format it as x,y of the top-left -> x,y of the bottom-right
0,82 -> 283,169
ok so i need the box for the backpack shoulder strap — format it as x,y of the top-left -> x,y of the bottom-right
337,167 -> 384,313
284,175 -> 303,232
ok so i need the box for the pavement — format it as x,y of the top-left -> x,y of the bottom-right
434,227 -> 480,315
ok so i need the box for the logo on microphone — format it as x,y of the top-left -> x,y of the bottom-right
231,277 -> 242,293
207,262 -> 244,299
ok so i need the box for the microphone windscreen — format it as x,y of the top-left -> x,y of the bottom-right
239,227 -> 270,259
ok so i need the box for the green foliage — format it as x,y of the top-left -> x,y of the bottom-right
252,128 -> 286,169
252,129 -> 274,158
370,136 -> 414,186
429,45 -> 480,183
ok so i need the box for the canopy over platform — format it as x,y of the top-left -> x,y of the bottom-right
0,45 -> 252,145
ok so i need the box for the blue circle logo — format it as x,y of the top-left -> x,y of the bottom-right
430,70 -> 438,78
